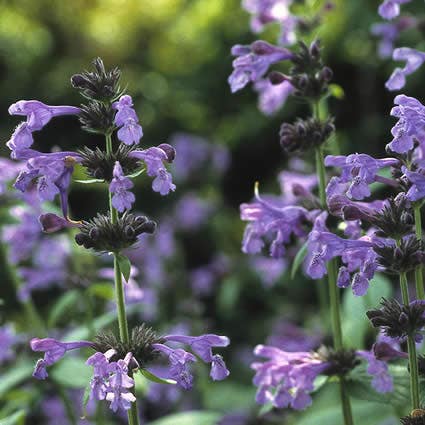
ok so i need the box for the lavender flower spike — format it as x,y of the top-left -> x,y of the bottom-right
112,95 -> 143,145
378,0 -> 411,20
386,48 -> 425,91
110,161 -> 135,212
30,337 -> 93,379
228,40 -> 293,93
8,100 -> 80,131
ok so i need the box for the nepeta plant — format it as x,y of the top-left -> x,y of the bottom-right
6,58 -> 230,424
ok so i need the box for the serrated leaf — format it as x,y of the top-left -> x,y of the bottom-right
51,357 -> 92,389
0,410 -> 26,425
116,253 -> 131,282
291,242 -> 308,279
74,178 -> 105,184
139,369 -> 176,385
47,290 -> 80,328
147,411 -> 220,425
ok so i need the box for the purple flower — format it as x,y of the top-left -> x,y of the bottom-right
253,79 -> 294,115
129,144 -> 176,196
105,353 -> 137,412
152,343 -> 197,389
357,349 -> 394,393
371,18 -> 416,59
241,186 -> 311,257
109,161 -> 135,212
163,334 -> 230,362
13,151 -> 81,216
252,344 -> 329,410
402,167 -> 425,201
210,355 -> 230,380
278,169 -> 317,204
242,0 -> 297,45
306,212 -> 374,285
378,0 -> 411,20
174,194 -> 213,230
0,325 -> 18,364
112,95 -> 143,145
8,100 -> 80,131
30,337 -> 93,379
228,40 -> 293,93
325,154 -> 398,200
386,48 -> 425,91
86,349 -> 117,401
387,95 -> 425,154
250,257 -> 287,287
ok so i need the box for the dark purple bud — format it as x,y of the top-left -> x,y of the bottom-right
399,312 -> 409,325
158,143 -> 176,163
140,221 -> 156,234
135,216 -> 148,226
309,40 -> 321,60
89,227 -> 100,240
70,74 -> 87,88
39,213 -> 79,234
75,233 -> 87,246
251,40 -> 276,55
268,71 -> 287,85
298,74 -> 309,89
319,67 -> 333,82
124,225 -> 135,239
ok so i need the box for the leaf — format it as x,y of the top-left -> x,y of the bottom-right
139,369 -> 176,385
116,253 -> 131,282
342,273 -> 392,348
87,282 -> 114,300
51,357 -> 92,389
127,168 -> 146,179
291,242 -> 308,279
74,178 -> 105,184
147,411 -> 220,425
203,382 -> 256,412
0,362 -> 33,398
47,290 -> 80,328
0,410 -> 26,425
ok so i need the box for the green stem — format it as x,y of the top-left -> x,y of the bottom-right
414,205 -> 425,299
315,140 -> 354,425
105,133 -> 140,425
400,272 -> 420,409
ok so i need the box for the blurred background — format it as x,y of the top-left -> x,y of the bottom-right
1,0 -> 425,424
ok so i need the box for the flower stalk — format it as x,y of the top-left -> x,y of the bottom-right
414,205 -> 425,299
315,126 -> 354,425
399,271 -> 420,409
105,133 -> 139,425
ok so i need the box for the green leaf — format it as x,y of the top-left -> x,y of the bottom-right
328,83 -> 345,99
147,411 -> 220,425
204,382 -> 256,412
51,357 -> 92,389
291,242 -> 308,279
139,369 -> 177,385
127,167 -> 146,179
88,282 -> 114,300
0,410 -> 26,425
116,253 -> 131,282
0,362 -> 33,398
74,178 -> 105,184
342,273 -> 392,348
47,290 -> 80,327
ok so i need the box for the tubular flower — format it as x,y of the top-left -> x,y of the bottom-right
251,344 -> 329,410
228,40 -> 293,93
386,48 -> 425,91
387,95 -> 425,154
109,161 -> 135,212
325,154 -> 398,200
112,95 -> 143,145
378,0 -> 411,20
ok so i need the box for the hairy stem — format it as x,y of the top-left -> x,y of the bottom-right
400,272 -> 420,409
106,133 -> 140,425
414,205 -> 425,299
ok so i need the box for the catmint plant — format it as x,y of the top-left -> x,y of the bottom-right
6,58 -> 230,424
